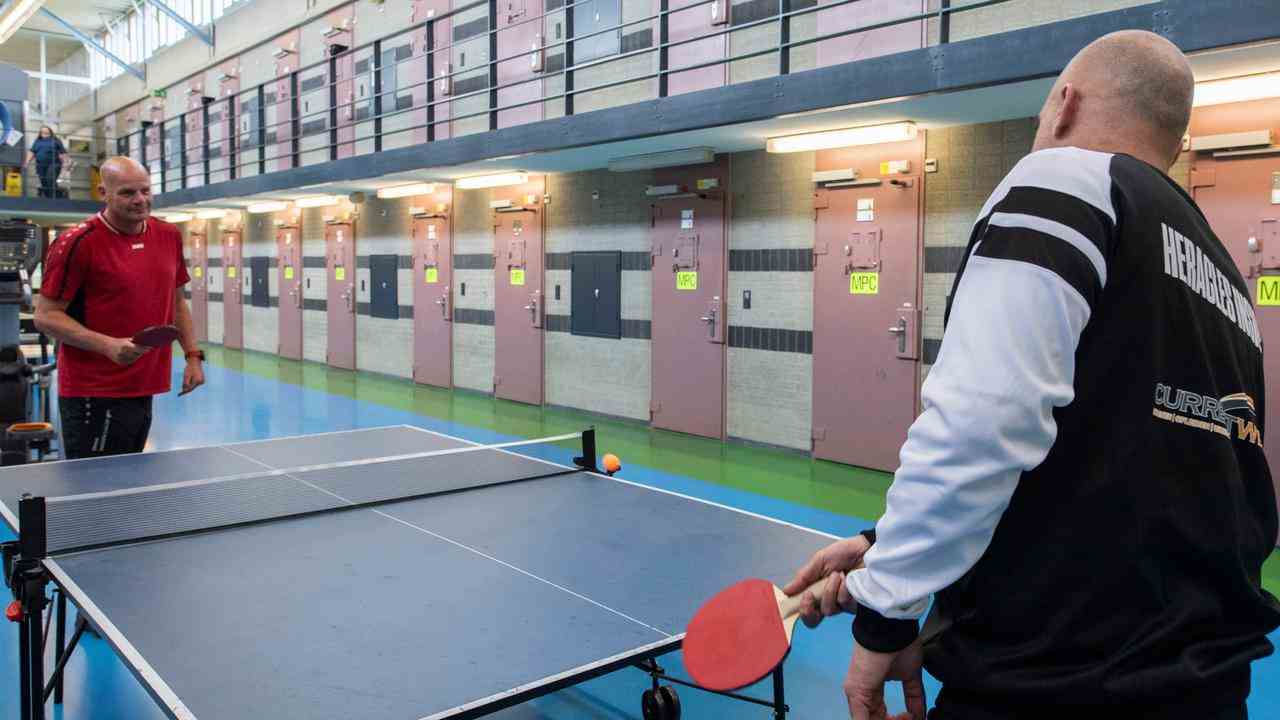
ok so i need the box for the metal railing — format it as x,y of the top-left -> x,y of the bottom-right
109,0 -> 1088,194
0,119 -> 98,202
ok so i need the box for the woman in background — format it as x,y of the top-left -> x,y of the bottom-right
23,126 -> 68,198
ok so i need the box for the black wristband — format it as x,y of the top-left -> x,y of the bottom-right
859,527 -> 876,545
852,602 -> 919,653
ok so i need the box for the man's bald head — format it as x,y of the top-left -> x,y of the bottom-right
98,156 -> 153,231
99,156 -> 150,190
1033,31 -> 1195,170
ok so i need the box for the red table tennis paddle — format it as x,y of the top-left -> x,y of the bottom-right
683,576 -> 827,691
132,325 -> 180,348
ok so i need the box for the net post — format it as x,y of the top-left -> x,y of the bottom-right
18,495 -> 45,560
573,428 -> 598,472
14,494 -> 47,720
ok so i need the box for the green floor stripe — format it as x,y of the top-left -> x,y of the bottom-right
204,345 -> 1280,594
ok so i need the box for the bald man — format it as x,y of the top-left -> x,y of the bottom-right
787,31 -> 1280,720
34,157 -> 204,459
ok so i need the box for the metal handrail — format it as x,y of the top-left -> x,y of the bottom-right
109,0 -> 1060,192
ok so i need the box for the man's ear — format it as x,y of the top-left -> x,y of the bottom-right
1052,83 -> 1081,140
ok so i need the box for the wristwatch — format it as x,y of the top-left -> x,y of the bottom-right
185,350 -> 205,362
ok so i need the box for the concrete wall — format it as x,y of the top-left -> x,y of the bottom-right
919,120 -> 1034,380
354,197 -> 415,379
725,150 -> 815,450
451,186 -> 498,392
543,168 -> 654,420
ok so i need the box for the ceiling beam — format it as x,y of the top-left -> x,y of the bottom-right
143,0 -> 212,47
39,7 -> 145,81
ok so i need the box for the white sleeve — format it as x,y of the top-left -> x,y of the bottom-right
845,253 -> 1093,619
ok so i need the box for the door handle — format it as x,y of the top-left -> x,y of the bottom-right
889,318 -> 907,353
524,294 -> 540,325
700,307 -> 717,338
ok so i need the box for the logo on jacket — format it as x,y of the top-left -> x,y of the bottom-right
1153,384 -> 1262,447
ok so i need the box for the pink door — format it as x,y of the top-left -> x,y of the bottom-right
184,82 -> 206,189
400,10 -> 431,146
190,231 -> 209,342
1188,98 -> 1280,526
223,230 -> 244,350
413,214 -> 453,386
326,222 -> 357,369
811,142 -> 923,471
817,0 -> 925,67
667,0 -> 726,95
493,194 -> 544,405
496,0 -> 543,128
425,0 -> 453,141
650,161 -> 728,439
146,105 -> 164,192
211,61 -> 239,183
278,227 -> 303,360
272,32 -> 300,171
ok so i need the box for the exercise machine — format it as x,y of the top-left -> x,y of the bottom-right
0,219 -> 56,464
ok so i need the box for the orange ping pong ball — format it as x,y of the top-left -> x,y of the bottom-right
602,454 -> 622,473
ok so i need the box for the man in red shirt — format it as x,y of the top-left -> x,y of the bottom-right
34,156 -> 204,458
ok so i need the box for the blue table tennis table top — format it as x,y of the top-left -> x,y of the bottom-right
0,425 -> 837,720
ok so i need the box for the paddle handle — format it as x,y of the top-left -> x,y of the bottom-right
778,576 -> 838,619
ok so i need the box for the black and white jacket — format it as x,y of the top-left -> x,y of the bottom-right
847,147 -> 1280,713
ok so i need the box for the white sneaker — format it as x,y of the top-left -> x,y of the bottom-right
4,129 -> 21,146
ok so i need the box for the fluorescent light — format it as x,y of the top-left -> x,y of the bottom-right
766,122 -> 918,153
608,147 -> 715,172
294,195 -> 339,208
456,172 -> 528,190
196,209 -> 230,220
163,213 -> 193,223
247,201 -> 289,214
377,183 -> 436,199
1194,72 -> 1280,107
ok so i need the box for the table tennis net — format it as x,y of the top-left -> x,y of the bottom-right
41,432 -> 587,555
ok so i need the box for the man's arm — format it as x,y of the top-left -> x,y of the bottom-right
174,288 -> 205,395
34,294 -> 144,365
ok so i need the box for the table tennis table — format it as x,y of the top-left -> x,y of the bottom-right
0,425 -> 837,720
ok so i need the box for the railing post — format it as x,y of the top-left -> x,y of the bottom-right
202,100 -> 211,186
489,0 -> 499,131
373,39 -> 384,154
291,72 -> 301,169
329,53 -> 340,162
179,113 -> 188,189
779,0 -> 790,75
159,121 -> 166,190
426,19 -> 436,142
658,0 -> 669,98
565,0 -> 575,116
258,84 -> 267,174
228,97 -> 238,180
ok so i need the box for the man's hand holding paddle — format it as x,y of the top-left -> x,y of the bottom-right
782,534 -> 871,626
785,535 -> 927,720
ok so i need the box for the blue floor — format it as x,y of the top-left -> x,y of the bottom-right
2,359 -> 1278,718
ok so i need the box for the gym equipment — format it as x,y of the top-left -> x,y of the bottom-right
0,219 -> 56,464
